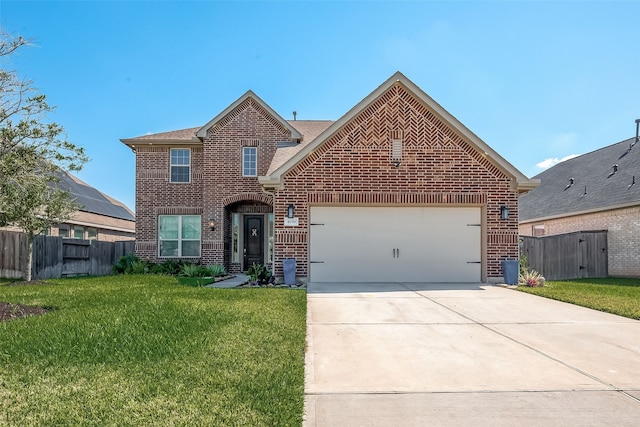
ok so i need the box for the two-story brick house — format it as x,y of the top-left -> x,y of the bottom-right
122,72 -> 538,283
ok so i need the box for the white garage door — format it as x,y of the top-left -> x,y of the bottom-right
309,206 -> 481,283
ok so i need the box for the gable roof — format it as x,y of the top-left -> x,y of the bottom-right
259,71 -> 538,192
195,90 -> 302,140
520,137 -> 640,222
58,172 -> 135,222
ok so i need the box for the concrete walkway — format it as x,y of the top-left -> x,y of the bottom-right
304,283 -> 640,426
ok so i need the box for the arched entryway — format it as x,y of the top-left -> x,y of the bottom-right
223,194 -> 273,273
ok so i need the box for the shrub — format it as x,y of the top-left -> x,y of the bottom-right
519,269 -> 545,287
129,260 -> 148,275
178,263 -> 205,278
148,263 -> 165,275
204,264 -> 227,277
247,263 -> 273,285
112,254 -> 139,275
158,259 -> 184,275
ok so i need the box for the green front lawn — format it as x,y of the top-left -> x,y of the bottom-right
0,275 -> 307,426
517,277 -> 640,320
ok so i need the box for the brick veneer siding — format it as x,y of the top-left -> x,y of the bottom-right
134,145 -> 204,261
134,97 -> 290,267
519,205 -> 640,277
273,83 -> 519,282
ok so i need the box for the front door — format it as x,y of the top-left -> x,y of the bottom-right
243,215 -> 264,270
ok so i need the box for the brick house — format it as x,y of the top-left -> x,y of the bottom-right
122,72 -> 538,283
519,133 -> 640,277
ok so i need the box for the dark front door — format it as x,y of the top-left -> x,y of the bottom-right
243,215 -> 264,270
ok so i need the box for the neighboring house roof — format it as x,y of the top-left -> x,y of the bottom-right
59,172 -> 135,222
519,137 -> 640,222
259,71 -> 539,192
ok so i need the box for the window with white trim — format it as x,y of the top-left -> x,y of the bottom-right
242,147 -> 257,176
159,215 -> 201,257
170,148 -> 191,183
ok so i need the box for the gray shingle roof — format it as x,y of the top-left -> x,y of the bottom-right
57,172 -> 135,221
519,137 -> 640,221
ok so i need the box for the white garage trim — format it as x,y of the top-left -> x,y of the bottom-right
309,206 -> 482,283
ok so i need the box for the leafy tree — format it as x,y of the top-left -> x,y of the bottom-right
0,30 -> 88,280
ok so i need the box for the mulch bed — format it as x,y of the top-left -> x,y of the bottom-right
1,280 -> 53,321
0,302 -> 50,322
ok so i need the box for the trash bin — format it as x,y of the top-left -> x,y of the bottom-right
282,258 -> 296,285
501,260 -> 519,285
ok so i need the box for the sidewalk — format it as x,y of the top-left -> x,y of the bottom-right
205,274 -> 248,288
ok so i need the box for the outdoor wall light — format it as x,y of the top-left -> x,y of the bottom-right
500,206 -> 510,220
208,218 -> 216,231
392,160 -> 401,168
287,204 -> 295,218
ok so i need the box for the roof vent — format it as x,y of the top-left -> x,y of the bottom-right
607,164 -> 619,179
629,176 -> 636,190
564,177 -> 574,191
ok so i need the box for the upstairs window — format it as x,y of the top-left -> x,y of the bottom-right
170,148 -> 191,183
242,147 -> 257,177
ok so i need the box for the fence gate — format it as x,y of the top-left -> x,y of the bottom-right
31,235 -> 135,280
521,230 -> 608,281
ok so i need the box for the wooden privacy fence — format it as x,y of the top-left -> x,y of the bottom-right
0,231 -> 29,279
521,230 -> 608,281
0,231 -> 135,280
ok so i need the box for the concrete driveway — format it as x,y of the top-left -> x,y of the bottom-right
303,283 -> 640,426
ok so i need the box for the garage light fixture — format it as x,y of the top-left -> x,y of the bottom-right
500,206 -> 510,220
208,218 -> 216,231
287,204 -> 295,218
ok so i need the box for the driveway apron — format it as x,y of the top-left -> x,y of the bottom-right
303,283 -> 640,426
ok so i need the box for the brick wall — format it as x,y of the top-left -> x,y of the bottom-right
134,97 -> 290,266
135,145 -> 204,261
520,205 -> 640,277
273,83 -> 519,281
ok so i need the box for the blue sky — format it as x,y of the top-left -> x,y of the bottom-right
1,0 -> 639,212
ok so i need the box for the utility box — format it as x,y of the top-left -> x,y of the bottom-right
501,260 -> 519,285
283,258 -> 296,285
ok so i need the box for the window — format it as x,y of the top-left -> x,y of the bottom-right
533,224 -> 545,237
242,147 -> 257,176
170,148 -> 191,183
232,213 -> 240,263
58,226 -> 70,238
73,225 -> 85,239
267,213 -> 274,265
159,215 -> 201,257
87,228 -> 98,240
